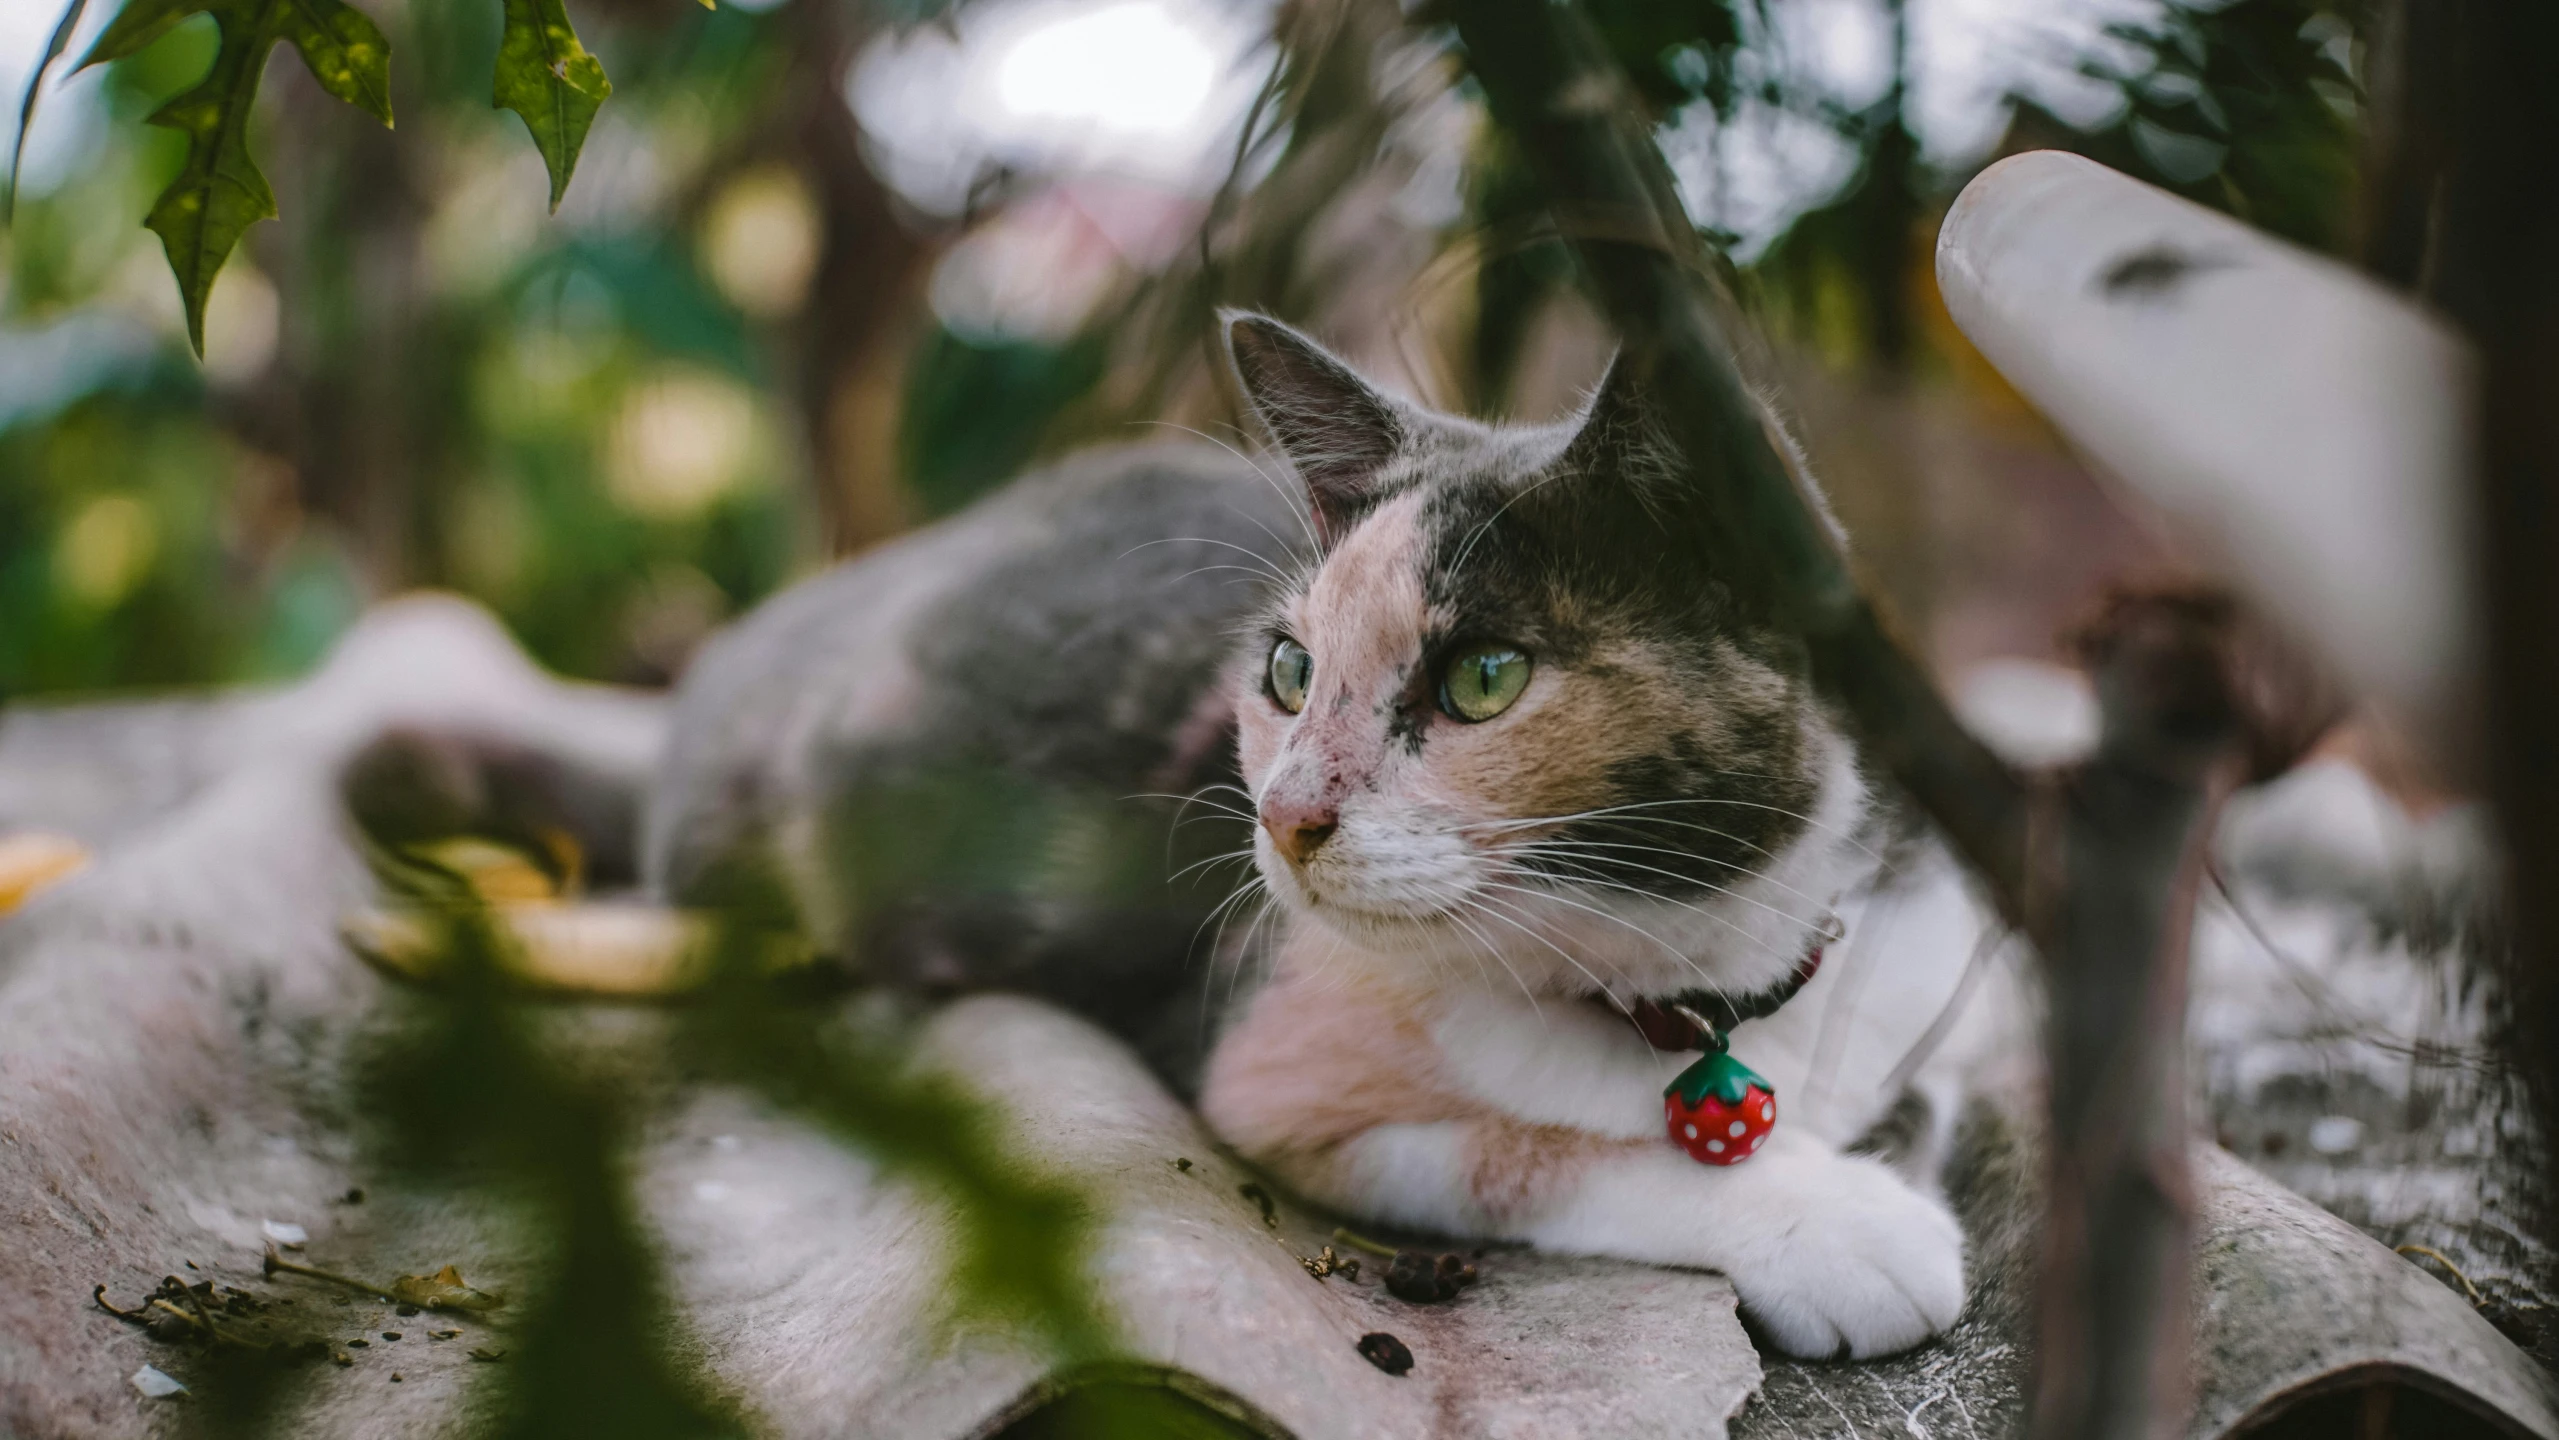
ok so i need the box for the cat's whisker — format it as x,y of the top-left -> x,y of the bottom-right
1494,840 -> 1824,929
1463,797 -> 1887,865
1175,563 -> 1293,590
1436,895 -> 1547,1027
1193,874 -> 1271,1044
1117,534 -> 1293,588
1501,843 -> 1835,920
1128,419 -> 1321,562
1122,789 -> 1260,824
1170,848 -> 1262,884
1232,889 -> 1298,1009
1444,467 -> 1572,587
1487,860 -> 1808,985
1455,888 -> 1647,1001
1477,875 -> 1782,981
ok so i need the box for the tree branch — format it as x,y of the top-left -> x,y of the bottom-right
1447,0 -> 2031,917
1448,6 -> 2282,1435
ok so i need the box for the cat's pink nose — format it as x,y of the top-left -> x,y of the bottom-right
1261,802 -> 1338,866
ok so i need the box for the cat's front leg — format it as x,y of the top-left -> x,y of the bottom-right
1521,1126 -> 1966,1359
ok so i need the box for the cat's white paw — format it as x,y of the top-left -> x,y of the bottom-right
1718,1152 -> 1966,1359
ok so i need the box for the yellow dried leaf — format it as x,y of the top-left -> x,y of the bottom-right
389,1265 -> 505,1312
0,831 -> 90,914
413,837 -> 558,906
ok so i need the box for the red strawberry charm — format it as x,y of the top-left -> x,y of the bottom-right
1664,1044 -> 1777,1166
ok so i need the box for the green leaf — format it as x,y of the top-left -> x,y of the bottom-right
142,2 -> 280,358
89,0 -> 395,355
276,0 -> 392,127
78,0 -> 204,68
6,0 -> 90,223
494,0 -> 610,212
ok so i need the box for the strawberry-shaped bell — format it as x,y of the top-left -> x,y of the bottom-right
1664,1042 -> 1776,1166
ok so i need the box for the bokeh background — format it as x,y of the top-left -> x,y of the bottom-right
0,0 -> 2373,700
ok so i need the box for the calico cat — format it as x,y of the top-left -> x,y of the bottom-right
637,313 -> 1999,1359
1193,315 -> 1992,1359
642,439 -> 1301,1082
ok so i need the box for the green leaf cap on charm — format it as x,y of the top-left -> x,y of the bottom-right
1665,1046 -> 1768,1110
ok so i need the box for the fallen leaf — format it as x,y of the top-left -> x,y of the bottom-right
412,837 -> 558,905
391,1265 -> 505,1313
0,831 -> 88,913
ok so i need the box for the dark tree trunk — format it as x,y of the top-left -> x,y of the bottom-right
2439,0 -> 2559,1342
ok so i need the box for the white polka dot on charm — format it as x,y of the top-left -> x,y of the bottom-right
1683,1124 -> 1698,1139
1707,1139 -> 1725,1153
1728,1121 -> 1746,1138
1761,1101 -> 1774,1121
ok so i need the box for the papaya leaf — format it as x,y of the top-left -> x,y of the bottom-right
494,0 -> 610,213
6,0 -> 90,223
276,0 -> 392,127
141,0 -> 280,358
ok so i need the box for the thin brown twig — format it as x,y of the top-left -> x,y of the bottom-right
261,1242 -> 403,1305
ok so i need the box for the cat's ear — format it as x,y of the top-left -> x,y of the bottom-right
1223,312 -> 1403,545
1559,348 -> 1683,512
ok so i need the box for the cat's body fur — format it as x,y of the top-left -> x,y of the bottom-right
641,316 -> 2009,1360
1183,315 -> 1997,1357
642,440 -> 1304,1081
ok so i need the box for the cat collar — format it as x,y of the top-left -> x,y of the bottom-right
1629,926 -> 1833,1167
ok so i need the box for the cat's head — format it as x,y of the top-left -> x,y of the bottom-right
1221,313 -> 1868,1001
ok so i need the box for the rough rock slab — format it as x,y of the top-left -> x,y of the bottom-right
641,998 -> 1762,1440
3,598 -> 2555,1439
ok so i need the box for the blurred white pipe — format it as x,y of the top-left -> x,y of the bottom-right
1936,150 -> 2479,770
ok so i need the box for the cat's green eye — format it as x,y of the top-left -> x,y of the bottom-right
1441,644 -> 1531,722
1268,637 -> 1313,714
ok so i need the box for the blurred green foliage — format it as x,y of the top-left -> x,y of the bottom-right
1,0 -> 810,699
0,0 -> 2372,701
2,0 -> 2387,1434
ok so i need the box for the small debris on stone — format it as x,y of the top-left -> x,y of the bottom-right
1238,1181 -> 1278,1227
130,1365 -> 187,1398
332,1352 -> 354,1368
340,1188 -> 365,1205
391,1373 -> 403,1383
467,1347 -> 506,1362
1385,1250 -> 1478,1304
1173,1157 -> 1193,1172
1357,1332 -> 1414,1376
1299,1245 -> 1359,1282
396,1304 -> 419,1317
429,1329 -> 461,1341
382,1331 -> 401,1342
